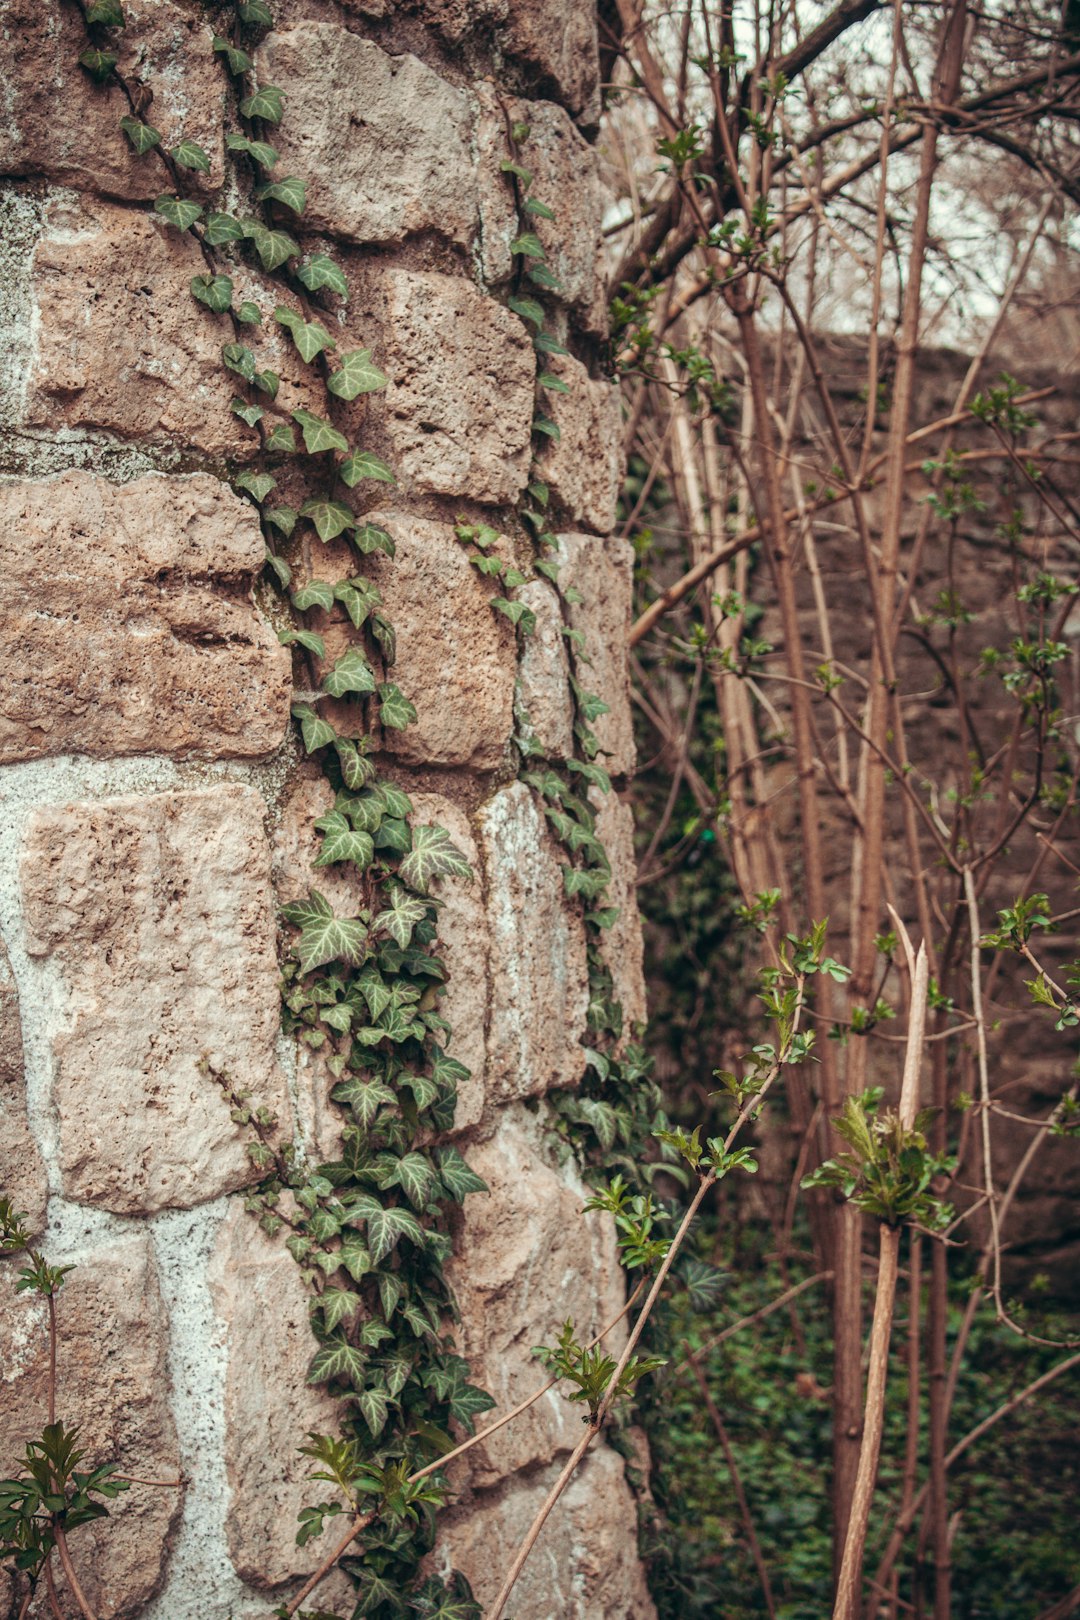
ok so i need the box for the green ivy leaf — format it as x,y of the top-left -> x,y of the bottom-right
213,36 -> 253,74
328,349 -> 388,401
356,963 -> 392,1020
334,576 -> 381,628
356,1384 -> 390,1440
204,211 -> 245,245
332,1074 -> 395,1127
437,1146 -> 488,1203
527,478 -> 549,505
339,1236 -> 372,1282
239,0 -> 274,24
491,596 -> 536,634
370,613 -> 396,663
532,414 -> 560,442
318,1288 -> 360,1332
354,523 -> 395,558
190,273 -> 233,313
400,825 -> 472,893
390,1152 -> 438,1209
87,0 -> 125,23
527,262 -> 561,291
300,499 -> 355,543
314,811 -> 375,868
336,738 -> 376,790
449,1382 -> 497,1430
265,423 -> 296,453
508,294 -> 545,328
365,1206 -> 423,1266
242,219 -> 298,271
225,132 -> 278,168
377,683 -> 417,732
340,450 -> 395,488
253,369 -> 280,396
373,817 -> 410,854
239,84 -> 285,122
322,647 -> 377,698
523,197 -> 555,220
374,889 -> 428,950
276,308 -> 336,364
236,301 -> 262,325
565,757 -> 611,792
171,138 -> 211,172
291,580 -> 335,612
78,47 -> 118,82
539,371 -> 571,393
264,548 -> 291,588
264,505 -> 298,537
534,331 -> 568,356
222,342 -> 255,381
231,398 -> 264,428
500,158 -> 533,187
534,557 -> 560,583
291,406 -> 348,452
510,231 -> 545,259
295,899 -> 369,976
257,175 -> 307,214
120,116 -> 161,154
307,1338 -> 367,1388
278,627 -> 325,657
291,704 -> 336,753
234,469 -> 275,500
296,255 -> 348,297
153,195 -> 203,231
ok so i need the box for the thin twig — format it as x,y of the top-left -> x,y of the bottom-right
54,1524 -> 98,1620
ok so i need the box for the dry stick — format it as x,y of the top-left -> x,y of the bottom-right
683,1341 -> 778,1619
832,939 -> 928,1620
891,1231 -> 922,1620
962,868 -> 1001,1307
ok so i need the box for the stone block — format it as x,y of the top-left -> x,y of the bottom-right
26,198 -> 325,458
536,354 -> 623,532
208,1202 -> 342,1588
0,1233 -> 181,1618
0,0 -> 225,198
556,533 -> 636,776
515,577 -> 575,759
444,1107 -> 626,1487
20,786 -> 288,1214
499,0 -> 601,125
438,1445 -> 656,1620
479,781 -> 588,1105
0,471 -> 291,763
356,269 -> 535,503
0,936 -> 46,1236
592,792 -> 647,1034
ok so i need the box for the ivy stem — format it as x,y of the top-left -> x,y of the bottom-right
43,1556 -> 65,1620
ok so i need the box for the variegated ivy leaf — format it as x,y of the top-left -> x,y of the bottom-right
340,449 -> 394,488
257,175 -> 306,214
401,1070 -> 439,1111
222,342 -> 256,381
239,0 -> 273,23
291,703 -> 336,752
523,197 -> 555,220
327,349 -> 388,401
254,369 -> 279,396
527,262 -> 560,292
344,790 -> 387,836
354,522 -> 395,558
300,498 -> 354,542
264,548 -> 290,588
190,273 -> 233,313
225,132 -> 279,169
242,219 -> 298,271
307,1338 -> 366,1388
491,596 -> 536,634
291,407 -> 347,453
471,555 -> 503,578
373,817 -> 410,854
388,1151 -> 437,1209
236,300 -> 262,325
377,683 -> 417,732
331,1074 -> 395,1127
565,756 -> 612,792
338,1235 -> 372,1282
563,865 -> 609,901
322,646 -> 376,698
213,35 -> 253,74
534,331 -> 568,356
87,0 -> 125,23
356,1384 -> 390,1440
171,138 -> 211,172
120,115 -> 161,154
588,904 -> 620,930
313,811 -> 375,868
503,568 -> 529,589
316,1287 -> 360,1333
231,398 -> 263,428
278,627 -> 325,657
356,963 -> 392,1021
280,889 -> 334,929
370,613 -> 396,664
153,195 -> 203,231
78,48 -> 118,81
400,825 -> 472,893
374,888 -> 428,950
534,557 -> 560,584
203,210 -> 245,245
509,230 -> 544,259
335,738 -> 376,790
508,293 -> 544,328
239,84 -> 285,123
265,424 -> 296,453
532,413 -> 560,442
539,371 -> 570,393
291,579 -> 335,612
365,1205 -> 423,1266
438,1145 -> 488,1202
234,469 -> 275,500
296,254 -> 348,297
379,783 -> 414,820
264,505 -> 297,537
295,904 -> 368,976
334,576 -> 381,629
275,309 -> 335,364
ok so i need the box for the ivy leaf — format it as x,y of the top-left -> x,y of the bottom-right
357,964 -> 392,1021
356,1384 -> 391,1440
265,505 -> 298,538
566,757 -> 612,792
307,1338 -> 367,1388
204,211 -> 245,245
370,614 -> 396,663
242,220 -> 298,271
534,331 -> 568,356
509,231 -> 545,259
291,580 -> 335,612
340,449 -> 394,488
278,627 -> 325,657
153,195 -> 203,231
318,1287 -> 361,1332
300,499 -> 355,543
332,1075 -> 395,1128
291,406 -> 347,453
236,301 -> 262,325
532,414 -> 560,442
297,254 -> 348,296
296,904 -> 369,976
377,683 -> 417,732
527,262 -> 561,292
222,342 -> 256,381
373,817 -> 410,855
534,557 -> 560,583
508,294 -> 544,328
328,349 -> 388,401
314,811 -> 375,868
390,1152 -> 438,1209
374,889 -> 428,950
240,84 -> 285,123
190,273 -> 233,313
238,0 -> 274,23
254,369 -> 279,396
171,138 -> 211,172
257,175 -> 306,214
400,826 -> 472,893
492,596 -> 536,634
523,197 -> 555,220
231,398 -> 264,428
87,0 -> 125,23
120,116 -> 161,154
449,1382 -> 497,1430
365,1206 -> 423,1266
437,1146 -> 488,1203
336,738 -> 375,790
322,647 -> 377,698
291,703 -> 336,753
78,47 -> 118,81
334,576 -> 381,628
225,132 -> 278,168
539,371 -> 571,393
234,469 -> 275,500
213,35 -> 253,74
354,522 -> 395,558
275,309 -> 336,364
264,549 -> 291,588
339,1236 -> 372,1282
500,158 -> 533,187
265,424 -> 296,453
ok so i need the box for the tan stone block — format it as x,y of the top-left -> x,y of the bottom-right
0,1233 -> 181,1618
26,199 -> 325,458
0,937 -> 46,1237
592,792 -> 647,1035
20,786 -> 288,1214
357,269 -> 535,503
479,781 -> 588,1105
362,510 -> 517,771
0,0 -> 225,198
499,0 -> 601,125
438,1446 -> 656,1620
515,577 -> 575,759
0,471 -> 291,763
536,354 -> 623,533
556,533 -> 636,777
444,1107 -> 626,1487
208,1202 -> 342,1588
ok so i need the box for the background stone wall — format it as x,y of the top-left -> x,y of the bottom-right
0,2 -> 656,1615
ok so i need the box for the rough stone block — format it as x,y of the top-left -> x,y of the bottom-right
20,786 -> 288,1214
0,1233 -> 181,1618
479,781 -> 588,1105
556,533 -> 636,776
0,471 -> 291,763
499,0 -> 601,125
592,791 -> 647,1034
444,1107 -> 626,1486
209,1202 -> 342,1588
0,0 -> 225,198
0,936 -> 46,1236
26,198 -> 325,458
515,577 -> 575,759
356,270 -> 535,503
536,354 -> 623,532
439,1446 -> 656,1620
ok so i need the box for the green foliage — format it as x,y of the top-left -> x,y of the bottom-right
536,1319 -> 665,1422
802,1090 -> 955,1228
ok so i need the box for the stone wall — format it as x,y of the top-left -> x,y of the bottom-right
0,3 -> 655,1616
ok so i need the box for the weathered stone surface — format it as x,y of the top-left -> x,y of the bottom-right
536,354 -> 623,532
515,577 -> 575,758
592,792 -> 647,1034
20,786 -> 287,1214
357,270 -> 535,503
260,23 -> 479,249
0,471 -> 291,763
362,510 -> 517,770
0,935 -> 46,1236
499,0 -> 601,125
26,199 -> 324,458
209,1202 -> 342,1589
439,1445 -> 656,1619
556,533 -> 636,776
479,781 -> 588,1105
444,1107 -> 626,1486
0,1233 -> 181,1618
0,0 -> 225,198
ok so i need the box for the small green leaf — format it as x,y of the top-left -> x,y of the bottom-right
87,0 -> 125,23
334,576 -> 381,628
265,505 -> 298,538
534,331 -> 568,356
292,407 -> 348,453
257,175 -> 306,214
354,522 -> 395,558
234,470 -> 276,501
291,580 -> 335,612
509,294 -> 545,328
171,138 -> 211,172
78,47 -> 118,81
340,450 -> 395,488
510,231 -> 545,259
253,369 -> 279,397
357,1385 -> 390,1440
278,627 -> 324,657
500,158 -> 533,187
222,343 -> 256,381
238,0 -> 274,23
532,414 -> 560,442
296,904 -> 369,976
225,132 -> 279,168
275,308 -> 335,364
242,219 -> 298,271
314,811 -> 375,868
204,211 -> 245,245
400,825 -> 472,892
264,548 -> 291,588
296,254 -> 348,296
265,423 -> 296,453
231,398 -> 264,428
153,195 -> 203,231
523,197 -> 555,220
318,1288 -> 360,1332
300,498 -> 355,542
527,479 -> 549,505
120,116 -> 161,154
539,371 -> 570,393
190,273 -> 233,313
365,1205 -> 423,1265
291,704 -> 336,753
438,1145 -> 488,1202
336,738 -> 375,790
307,1338 -> 367,1388
374,888 -> 428,950
377,683 -> 417,732
213,36 -> 253,74
240,84 -> 285,122
527,262 -> 561,291
492,596 -> 536,633
328,349 -> 388,401
236,300 -> 262,324
322,647 -> 377,698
